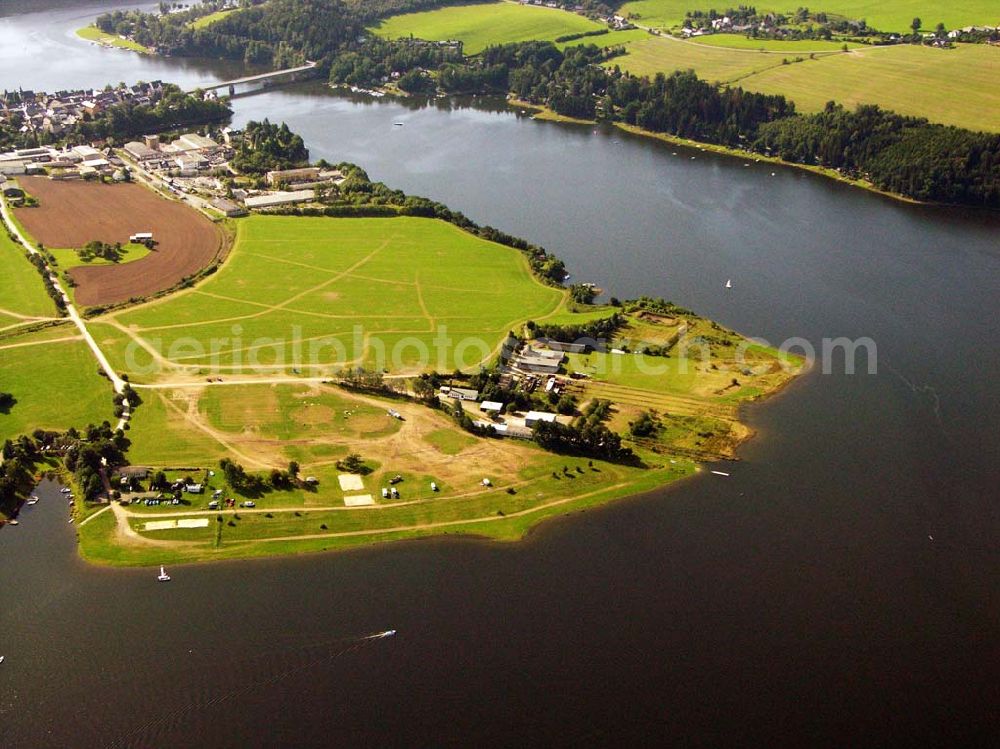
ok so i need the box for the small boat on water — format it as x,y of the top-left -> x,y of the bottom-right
8,519 -> 18,526
725,279 -> 732,289
393,122 -> 404,127
0,655 -> 5,664
157,566 -> 171,582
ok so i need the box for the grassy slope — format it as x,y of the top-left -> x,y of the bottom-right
619,0 -> 1000,34
189,9 -> 234,29
371,1 -> 607,54
95,215 -> 567,377
0,327 -> 112,441
614,38 -> 1000,132
75,25 -> 150,53
0,229 -> 56,320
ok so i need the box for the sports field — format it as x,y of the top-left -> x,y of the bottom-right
614,38 -> 1000,132
14,177 -> 223,307
91,215 -> 568,380
0,326 -> 112,441
371,1 -> 607,54
619,0 -> 1000,34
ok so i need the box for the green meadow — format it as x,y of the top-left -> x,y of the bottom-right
371,1 -> 607,54
690,35 -> 861,51
0,229 -> 56,324
49,242 -> 153,271
614,38 -> 1000,132
189,9 -> 234,29
619,0 -> 1000,34
0,326 -> 112,441
94,215 -> 568,379
74,25 -> 150,53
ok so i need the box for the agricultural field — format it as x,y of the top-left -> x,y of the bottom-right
370,1 -> 607,54
0,325 -> 113,442
74,25 -> 150,53
690,35 -> 861,51
0,228 -> 57,330
13,177 -> 223,307
737,43 -> 1000,132
90,215 -> 568,380
614,38 -> 1000,132
618,0 -> 1000,34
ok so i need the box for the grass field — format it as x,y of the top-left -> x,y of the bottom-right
618,0 -> 1000,34
614,38 -> 1000,132
189,9 -> 234,29
49,242 -> 153,271
74,25 -> 150,53
371,1 -> 607,54
92,215 -> 568,379
0,326 -> 112,441
690,35 -> 861,51
0,228 -> 56,326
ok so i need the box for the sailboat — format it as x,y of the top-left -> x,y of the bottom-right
725,279 -> 733,289
157,566 -> 171,582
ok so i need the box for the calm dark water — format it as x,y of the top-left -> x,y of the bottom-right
2,4 -> 999,747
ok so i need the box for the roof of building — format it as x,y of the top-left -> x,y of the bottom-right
480,401 -> 504,411
525,411 -> 557,423
244,190 -> 315,209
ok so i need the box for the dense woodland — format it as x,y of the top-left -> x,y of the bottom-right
230,119 -> 309,173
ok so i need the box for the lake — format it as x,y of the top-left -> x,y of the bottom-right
1,3 -> 999,746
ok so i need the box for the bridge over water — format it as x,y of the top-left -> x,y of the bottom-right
190,62 -> 319,97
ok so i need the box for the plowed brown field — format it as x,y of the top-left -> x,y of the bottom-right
15,177 -> 223,307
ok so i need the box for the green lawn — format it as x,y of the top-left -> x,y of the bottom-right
0,229 -> 56,321
615,38 -> 1000,132
74,25 -> 150,53
619,0 -> 1000,34
95,215 -> 568,379
0,327 -> 112,441
371,1 -> 608,54
49,242 -> 153,271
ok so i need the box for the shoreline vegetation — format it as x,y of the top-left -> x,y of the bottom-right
510,98 -> 924,205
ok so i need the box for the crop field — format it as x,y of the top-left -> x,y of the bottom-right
690,35 -> 861,51
91,215 -> 568,380
619,0 -> 1000,34
0,228 -> 56,329
615,38 -> 1000,132
0,326 -> 112,441
371,1 -> 607,54
14,177 -> 223,307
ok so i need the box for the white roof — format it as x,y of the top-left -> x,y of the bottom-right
480,401 -> 503,411
244,190 -> 314,209
525,411 -> 557,423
